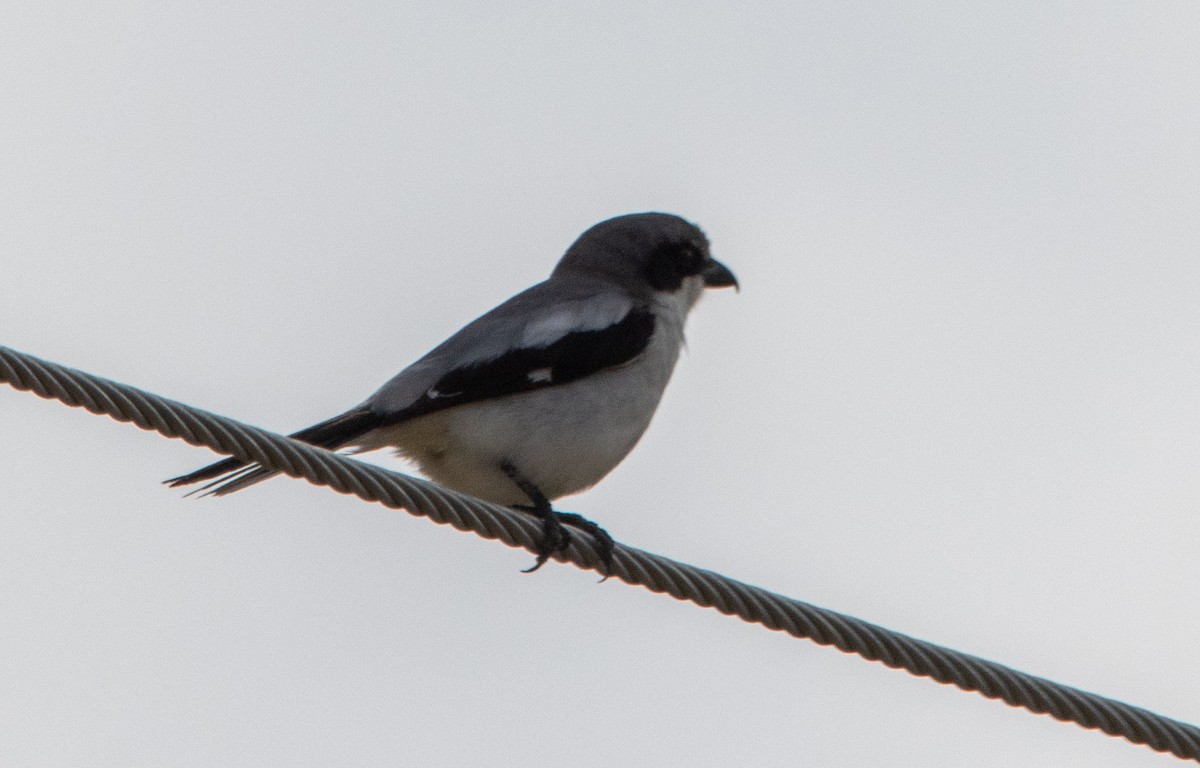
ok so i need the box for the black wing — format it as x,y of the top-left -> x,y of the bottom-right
380,305 -> 656,425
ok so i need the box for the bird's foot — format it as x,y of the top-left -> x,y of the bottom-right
513,503 -> 571,572
550,511 -> 614,578
511,505 -> 615,576
502,460 -> 614,576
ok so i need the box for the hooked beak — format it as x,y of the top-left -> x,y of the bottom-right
702,258 -> 739,291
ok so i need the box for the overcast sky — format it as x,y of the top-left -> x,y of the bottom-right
3,3 -> 1199,766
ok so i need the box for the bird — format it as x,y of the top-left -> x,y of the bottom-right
167,212 -> 738,571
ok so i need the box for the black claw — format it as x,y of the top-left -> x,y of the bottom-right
514,503 -> 572,572
552,511 -> 615,578
502,461 -> 615,576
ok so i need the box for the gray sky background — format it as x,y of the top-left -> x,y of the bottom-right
3,3 -> 1199,766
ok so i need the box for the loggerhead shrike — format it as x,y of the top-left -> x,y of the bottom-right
168,212 -> 738,571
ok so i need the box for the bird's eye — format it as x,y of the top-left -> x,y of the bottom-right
645,241 -> 707,291
674,243 -> 706,275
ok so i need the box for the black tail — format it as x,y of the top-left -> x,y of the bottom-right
164,406 -> 384,496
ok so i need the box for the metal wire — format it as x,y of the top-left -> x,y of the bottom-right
2,342 -> 1197,763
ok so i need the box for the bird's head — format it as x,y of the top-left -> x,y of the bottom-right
554,212 -> 738,304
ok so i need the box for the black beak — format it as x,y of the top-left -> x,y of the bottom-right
702,259 -> 739,291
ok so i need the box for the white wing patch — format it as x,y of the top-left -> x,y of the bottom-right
526,367 -> 553,384
518,294 -> 633,348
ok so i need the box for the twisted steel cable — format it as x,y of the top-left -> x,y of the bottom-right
2,342 -> 1198,763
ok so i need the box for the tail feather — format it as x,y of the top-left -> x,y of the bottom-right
164,406 -> 384,495
165,455 -> 246,489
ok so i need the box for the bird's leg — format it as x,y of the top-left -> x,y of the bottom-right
500,461 -> 614,575
501,461 -> 569,572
